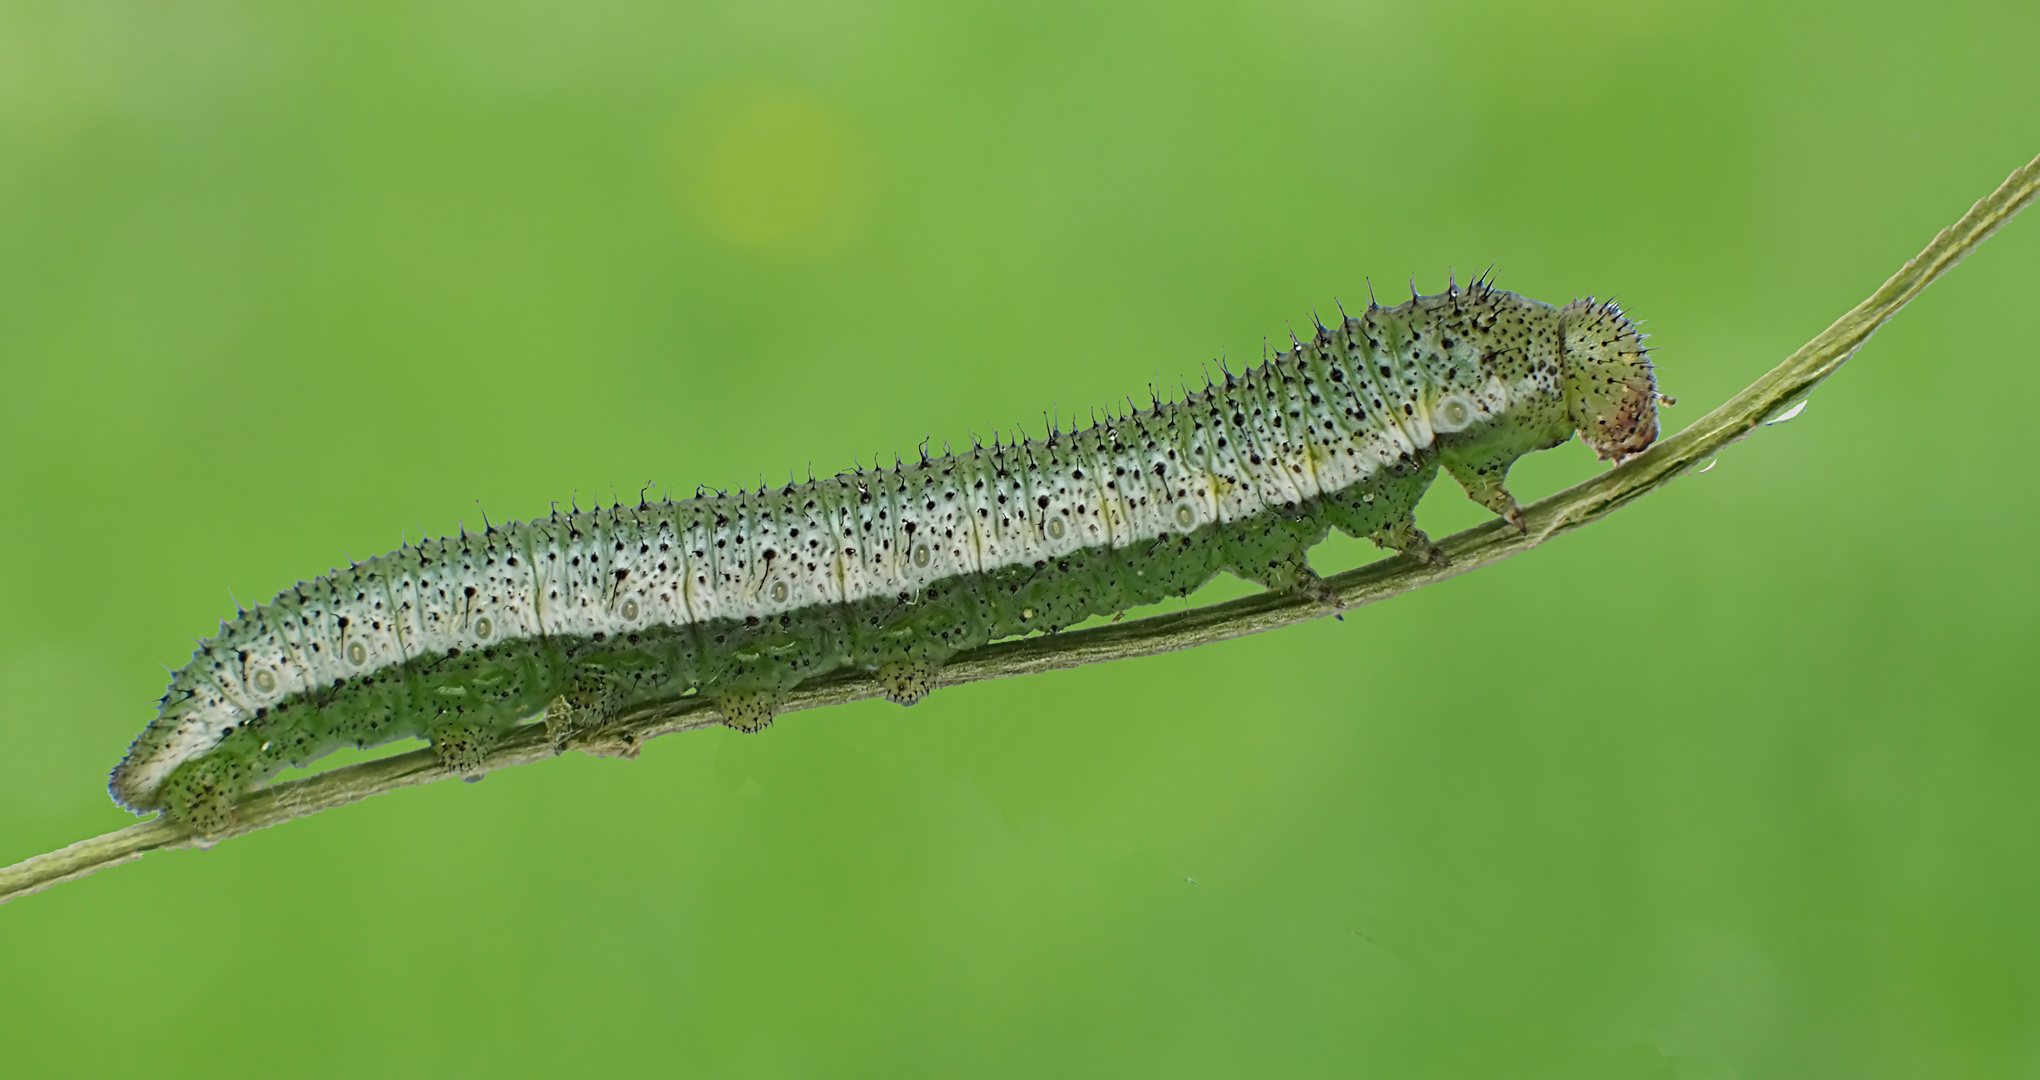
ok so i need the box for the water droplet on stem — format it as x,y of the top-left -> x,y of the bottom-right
1766,400 -> 1809,425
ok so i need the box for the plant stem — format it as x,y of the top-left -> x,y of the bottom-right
6,152 -> 2037,907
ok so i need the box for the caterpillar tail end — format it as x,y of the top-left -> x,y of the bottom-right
107,709 -> 183,816
107,758 -> 155,817
1560,297 -> 1660,461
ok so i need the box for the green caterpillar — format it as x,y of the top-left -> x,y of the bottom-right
110,280 -> 1659,833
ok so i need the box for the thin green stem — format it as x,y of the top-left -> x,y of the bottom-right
6,152 -> 2037,906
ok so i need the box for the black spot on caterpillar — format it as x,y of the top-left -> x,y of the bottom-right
111,280 -> 1658,833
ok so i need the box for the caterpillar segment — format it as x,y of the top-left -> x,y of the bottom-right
113,282 -> 1658,832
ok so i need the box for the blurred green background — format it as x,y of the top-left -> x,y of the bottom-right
3,2 -> 2037,1076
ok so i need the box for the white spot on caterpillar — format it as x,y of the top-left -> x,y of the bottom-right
1431,394 -> 1475,433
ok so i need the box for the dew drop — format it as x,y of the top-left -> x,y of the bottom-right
622,598 -> 640,621
252,669 -> 277,694
347,641 -> 368,666
912,544 -> 931,568
1175,504 -> 1196,528
475,617 -> 493,639
1766,399 -> 1809,425
1047,518 -> 1066,540
771,581 -> 790,603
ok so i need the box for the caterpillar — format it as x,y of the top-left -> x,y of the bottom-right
110,279 -> 1659,834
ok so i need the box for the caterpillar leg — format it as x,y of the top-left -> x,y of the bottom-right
877,658 -> 939,706
1367,514 -> 1448,566
1220,513 -> 1341,608
1235,546 -> 1342,609
1443,458 -> 1525,533
542,696 -> 576,753
542,668 -> 624,754
718,689 -> 782,733
163,754 -> 250,836
1271,551 -> 1341,608
428,721 -> 494,779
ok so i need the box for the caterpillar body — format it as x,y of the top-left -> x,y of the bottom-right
111,281 -> 1659,833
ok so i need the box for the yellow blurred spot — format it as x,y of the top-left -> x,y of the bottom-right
682,87 -> 875,260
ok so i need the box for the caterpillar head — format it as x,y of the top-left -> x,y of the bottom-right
1559,298 -> 1659,460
